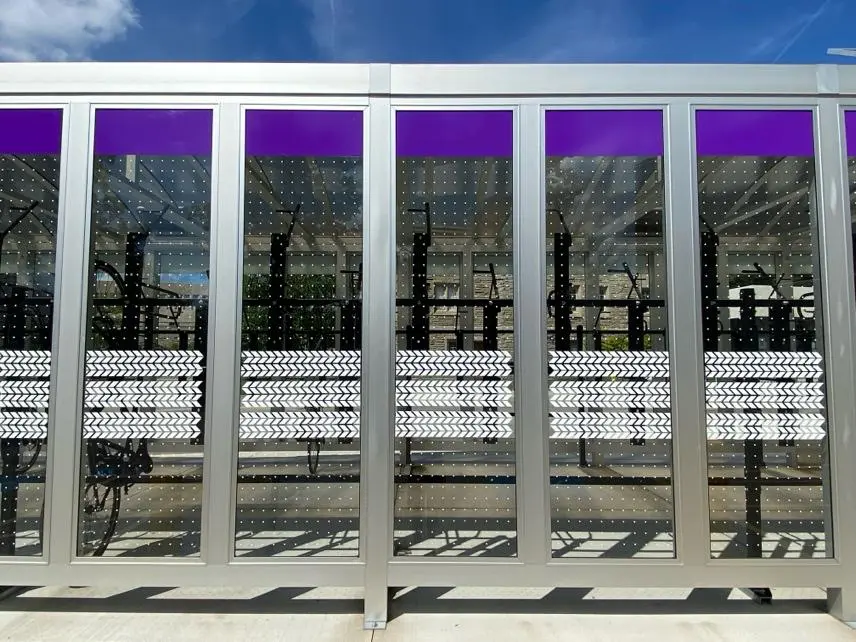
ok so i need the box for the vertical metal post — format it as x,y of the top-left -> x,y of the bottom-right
734,289 -> 763,558
461,250 -> 474,350
628,299 -> 646,351
553,232 -> 573,351
515,102 -> 550,564
407,228 -> 430,350
45,101 -> 92,564
362,89 -> 394,629
0,289 -> 25,555
199,102 -> 242,567
482,302 -> 499,351
268,232 -> 289,350
120,232 -> 146,349
664,101 -> 709,566
815,99 -> 856,624
193,299 -> 209,444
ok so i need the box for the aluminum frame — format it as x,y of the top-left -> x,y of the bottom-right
0,64 -> 852,628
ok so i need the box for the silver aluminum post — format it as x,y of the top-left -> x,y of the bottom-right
816,98 -> 856,624
46,101 -> 93,566
362,90 -> 394,629
515,102 -> 550,564
201,102 -> 242,567
663,101 -> 710,568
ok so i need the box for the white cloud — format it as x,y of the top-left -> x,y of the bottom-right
300,0 -> 342,59
749,0 -> 833,62
298,0 -> 371,61
771,0 -> 833,62
492,0 -> 645,63
0,0 -> 139,61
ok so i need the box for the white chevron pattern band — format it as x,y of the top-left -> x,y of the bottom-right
549,350 -> 672,440
704,351 -> 825,441
83,350 -> 203,439
0,350 -> 51,438
240,350 -> 361,439
395,350 -> 513,439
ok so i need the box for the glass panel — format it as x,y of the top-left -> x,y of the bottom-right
77,109 -> 213,557
544,110 -> 674,559
696,110 -> 830,559
236,110 -> 363,557
394,110 -> 516,557
0,109 -> 63,556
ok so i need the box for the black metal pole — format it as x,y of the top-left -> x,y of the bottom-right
120,233 -> 147,350
553,232 -> 573,351
701,226 -> 720,352
268,232 -> 290,351
193,300 -> 208,445
0,287 -> 26,555
736,288 -> 763,559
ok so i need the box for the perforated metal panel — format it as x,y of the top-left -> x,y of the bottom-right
0,109 -> 63,557
235,110 -> 363,557
544,111 -> 673,559
77,109 -> 213,558
393,110 -> 516,557
696,110 -> 830,560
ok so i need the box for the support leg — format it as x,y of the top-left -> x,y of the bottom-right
828,587 -> 856,626
364,604 -> 388,631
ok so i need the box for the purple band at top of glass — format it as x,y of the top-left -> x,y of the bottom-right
845,111 -> 856,156
546,110 -> 664,157
94,109 -> 213,156
696,110 -> 814,157
0,109 -> 63,155
396,110 -> 513,157
246,110 -> 363,157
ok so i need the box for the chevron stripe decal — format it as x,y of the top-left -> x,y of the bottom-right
397,350 -> 512,378
0,350 -> 51,438
704,351 -> 825,441
83,350 -> 203,439
240,350 -> 361,439
548,350 -> 672,440
395,350 -> 513,439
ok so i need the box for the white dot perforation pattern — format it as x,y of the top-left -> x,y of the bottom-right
78,153 -> 211,558
698,154 -> 830,560
0,153 -> 60,558
236,155 -> 362,558
393,155 -> 517,558
545,154 -> 675,560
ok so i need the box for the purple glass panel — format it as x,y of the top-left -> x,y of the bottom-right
546,110 -> 663,157
845,111 -> 856,156
0,109 -> 62,155
696,110 -> 814,157
94,109 -> 213,156
396,110 -> 512,157
246,110 -> 362,157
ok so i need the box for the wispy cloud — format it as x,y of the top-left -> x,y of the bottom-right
0,0 -> 139,61
299,0 -> 370,60
772,0 -> 832,61
750,0 -> 834,62
492,0 -> 645,63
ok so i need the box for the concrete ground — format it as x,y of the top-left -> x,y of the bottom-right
0,587 -> 852,641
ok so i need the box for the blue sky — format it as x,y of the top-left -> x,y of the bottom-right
1,0 -> 855,63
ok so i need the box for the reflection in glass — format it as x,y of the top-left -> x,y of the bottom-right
545,111 -> 673,559
394,111 -> 516,557
236,125 -> 363,557
78,110 -> 212,557
0,110 -> 63,556
697,110 -> 830,559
